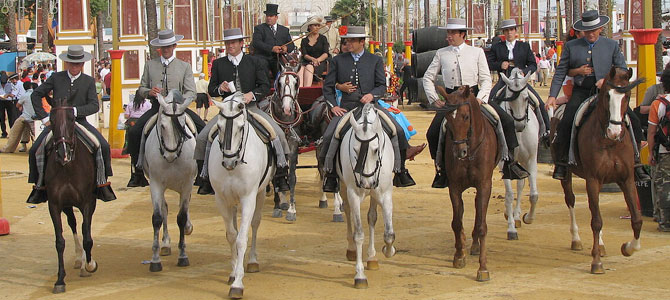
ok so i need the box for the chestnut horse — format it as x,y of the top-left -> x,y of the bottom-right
550,67 -> 643,274
437,86 -> 499,281
45,98 -> 99,293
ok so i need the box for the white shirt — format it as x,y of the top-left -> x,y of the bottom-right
506,40 -> 516,60
160,55 -> 176,66
99,68 -> 110,80
227,52 -> 244,66
42,71 -> 82,123
538,60 -> 551,69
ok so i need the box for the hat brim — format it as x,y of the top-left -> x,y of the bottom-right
149,35 -> 185,47
340,33 -> 370,38
263,11 -> 279,15
500,24 -> 522,30
438,25 -> 474,31
222,35 -> 249,41
58,51 -> 93,63
573,16 -> 609,31
301,22 -> 328,34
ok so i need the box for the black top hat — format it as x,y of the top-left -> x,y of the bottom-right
573,10 -> 609,31
264,4 -> 279,15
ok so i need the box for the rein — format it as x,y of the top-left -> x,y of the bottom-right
156,101 -> 191,162
442,100 -> 486,160
349,132 -> 385,189
217,106 -> 249,164
49,106 -> 77,162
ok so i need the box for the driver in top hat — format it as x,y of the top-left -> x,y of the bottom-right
252,4 -> 296,81
545,10 -> 650,182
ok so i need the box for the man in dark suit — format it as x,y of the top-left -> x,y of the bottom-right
545,10 -> 649,181
26,45 -> 116,203
252,4 -> 296,81
193,28 -> 290,194
488,19 -> 550,135
320,26 -> 421,192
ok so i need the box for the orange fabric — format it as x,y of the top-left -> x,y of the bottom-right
42,97 -> 51,113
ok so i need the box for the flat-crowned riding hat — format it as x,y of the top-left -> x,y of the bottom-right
263,3 -> 279,16
324,15 -> 334,22
499,19 -> 521,30
8,73 -> 19,80
573,10 -> 610,31
58,45 -> 93,63
339,26 -> 370,38
222,28 -> 248,41
150,29 -> 184,47
301,16 -> 328,34
440,18 -> 473,31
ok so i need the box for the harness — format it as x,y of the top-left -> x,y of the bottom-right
156,101 -> 192,163
347,110 -> 386,189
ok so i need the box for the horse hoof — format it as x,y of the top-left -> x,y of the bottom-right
332,214 -> 344,222
476,270 -> 491,282
79,268 -> 92,277
453,257 -> 466,269
514,219 -> 522,228
285,212 -> 296,222
73,260 -> 82,269
599,245 -> 607,257
228,287 -> 244,299
470,245 -> 480,256
590,262 -> 605,274
177,257 -> 190,267
149,262 -> 163,272
185,224 -> 193,235
382,245 -> 396,258
522,213 -> 533,224
366,260 -> 379,270
85,260 -> 98,273
507,232 -> 519,240
53,285 -> 66,294
280,203 -> 290,210
160,247 -> 171,256
319,200 -> 328,208
346,250 -> 356,261
227,276 -> 235,285
247,263 -> 260,273
621,243 -> 634,257
272,209 -> 283,218
354,278 -> 368,289
571,241 -> 583,251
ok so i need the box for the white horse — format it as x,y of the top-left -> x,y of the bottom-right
142,90 -> 197,272
497,68 -> 541,240
338,103 -> 396,289
209,92 -> 275,299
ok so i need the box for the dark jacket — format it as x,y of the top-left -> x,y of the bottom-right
208,54 -> 270,101
31,71 -> 98,120
252,23 -> 296,60
488,40 -> 537,76
323,51 -> 386,109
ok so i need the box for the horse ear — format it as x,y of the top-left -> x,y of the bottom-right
609,67 -> 617,79
523,70 -> 532,83
212,99 -> 225,111
462,85 -> 471,98
349,111 -> 360,131
627,67 -> 634,80
156,92 -> 168,108
436,86 -> 449,101
500,72 -> 511,86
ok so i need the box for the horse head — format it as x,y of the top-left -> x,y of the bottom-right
500,69 -> 533,132
444,86 -> 476,160
348,103 -> 384,189
274,70 -> 300,118
50,97 -> 76,165
156,90 -> 191,162
500,68 -> 532,92
600,67 -> 643,141
213,92 -> 247,170
280,51 -> 301,73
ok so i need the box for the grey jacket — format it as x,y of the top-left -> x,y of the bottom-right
137,57 -> 196,102
549,37 -> 627,98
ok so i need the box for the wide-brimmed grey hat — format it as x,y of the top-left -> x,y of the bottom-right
440,18 -> 473,31
222,28 -> 248,41
264,3 -> 279,15
573,10 -> 609,31
301,16 -> 328,34
58,45 -> 93,63
499,19 -> 521,30
150,29 -> 184,47
340,26 -> 370,38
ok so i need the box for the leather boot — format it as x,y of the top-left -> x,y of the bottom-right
406,143 -> 426,161
197,179 -> 215,195
393,149 -> 416,187
26,186 -> 47,204
96,183 -> 117,202
194,160 -> 204,186
552,162 -> 568,180
127,169 -> 149,187
502,160 -> 530,180
322,171 -> 339,193
274,166 -> 290,192
431,170 -> 449,188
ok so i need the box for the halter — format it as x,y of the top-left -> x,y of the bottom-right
156,100 -> 191,163
217,100 -> 250,167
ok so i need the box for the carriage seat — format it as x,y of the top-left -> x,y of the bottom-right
43,123 -> 100,154
333,107 -> 397,140
143,112 -> 198,137
207,111 -> 277,144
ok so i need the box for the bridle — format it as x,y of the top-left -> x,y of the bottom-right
50,106 -> 76,164
348,112 -> 385,189
217,98 -> 250,166
600,79 -> 643,140
271,71 -> 304,128
442,100 -> 485,160
157,100 -> 191,162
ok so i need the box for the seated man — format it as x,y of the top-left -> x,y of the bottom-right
320,26 -> 424,192
26,45 -> 116,203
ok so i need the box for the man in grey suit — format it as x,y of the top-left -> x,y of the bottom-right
126,29 -> 206,187
545,10 -> 649,181
252,4 -> 296,81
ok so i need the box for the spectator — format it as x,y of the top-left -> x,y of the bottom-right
538,56 -> 551,86
195,73 -> 211,121
297,16 -> 329,87
100,63 -> 111,80
647,68 -> 670,231
104,68 -> 112,95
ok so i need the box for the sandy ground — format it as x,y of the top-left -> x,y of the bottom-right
1,85 -> 669,300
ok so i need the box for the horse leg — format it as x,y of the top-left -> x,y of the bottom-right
365,200 -> 379,271
332,192 -> 344,222
346,191 -> 367,288
342,195 -> 356,261
247,192 -> 265,273
62,207 -> 83,270
272,189 -> 283,218
514,178 -> 524,228
229,194 -> 257,298
149,186 -> 165,272
524,160 -> 539,225
585,178 -> 605,274
215,195 -> 238,285
80,203 -> 98,277
285,151 -> 298,222
49,203 -> 66,293
160,196 -> 171,256
319,191 -> 329,208
380,191 -> 396,259
176,192 -> 191,267
503,179 -> 518,240
619,177 -> 643,257
475,181 -> 492,281
450,188 -> 467,269
562,174 -> 582,251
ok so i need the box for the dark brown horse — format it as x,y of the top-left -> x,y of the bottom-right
437,86 -> 500,281
45,98 -> 98,293
549,67 -> 643,274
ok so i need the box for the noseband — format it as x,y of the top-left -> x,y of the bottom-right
157,101 -> 191,162
271,71 -> 304,128
50,106 -> 76,163
217,102 -> 249,165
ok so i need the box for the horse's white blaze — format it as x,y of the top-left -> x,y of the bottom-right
451,109 -> 457,119
607,89 -> 625,139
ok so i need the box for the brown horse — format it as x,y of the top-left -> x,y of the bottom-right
45,98 -> 99,293
437,86 -> 500,281
549,67 -> 643,274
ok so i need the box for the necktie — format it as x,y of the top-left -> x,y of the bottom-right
271,25 -> 276,36
162,62 -> 169,96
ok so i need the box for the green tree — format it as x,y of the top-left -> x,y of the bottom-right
145,0 -> 159,60
331,0 -> 368,26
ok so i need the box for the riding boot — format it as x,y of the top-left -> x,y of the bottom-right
96,182 -> 117,202
197,179 -> 215,195
273,165 -> 291,192
322,169 -> 339,193
26,185 -> 47,204
393,149 -> 416,187
502,160 -> 530,180
431,166 -> 449,188
194,160 -> 204,186
127,155 -> 149,187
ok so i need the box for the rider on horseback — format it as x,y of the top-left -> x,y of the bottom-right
26,45 -> 116,203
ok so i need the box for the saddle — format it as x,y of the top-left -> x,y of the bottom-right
207,110 -> 277,144
143,112 -> 197,137
43,123 -> 100,154
334,107 -> 397,140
